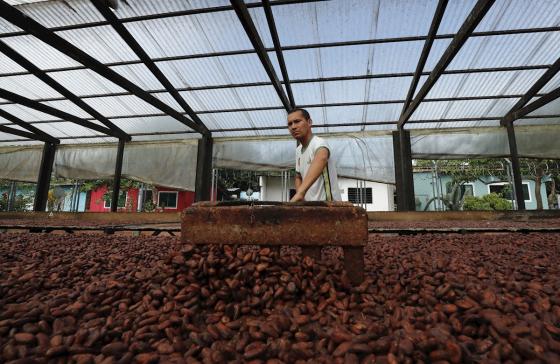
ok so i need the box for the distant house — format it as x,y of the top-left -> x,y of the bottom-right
87,185 -> 194,212
414,171 -> 549,211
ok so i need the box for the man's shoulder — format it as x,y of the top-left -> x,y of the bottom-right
310,136 -> 330,150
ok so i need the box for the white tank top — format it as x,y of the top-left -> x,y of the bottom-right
295,136 -> 341,201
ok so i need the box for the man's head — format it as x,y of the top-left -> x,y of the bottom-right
287,108 -> 312,143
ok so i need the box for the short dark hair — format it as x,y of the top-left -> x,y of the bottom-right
288,108 -> 310,120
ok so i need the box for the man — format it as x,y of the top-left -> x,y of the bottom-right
287,108 -> 341,202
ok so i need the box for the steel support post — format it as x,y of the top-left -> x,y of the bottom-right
111,139 -> 126,212
33,142 -> 57,211
506,123 -> 526,210
392,129 -> 415,211
195,136 -> 214,202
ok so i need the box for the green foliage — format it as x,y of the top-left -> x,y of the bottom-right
80,178 -> 143,192
463,193 -> 512,211
0,193 -> 33,212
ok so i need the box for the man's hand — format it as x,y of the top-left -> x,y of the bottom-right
290,190 -> 305,202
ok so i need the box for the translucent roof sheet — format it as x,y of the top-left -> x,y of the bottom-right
0,0 -> 559,146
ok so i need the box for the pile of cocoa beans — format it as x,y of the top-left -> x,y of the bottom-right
1,232 -> 559,363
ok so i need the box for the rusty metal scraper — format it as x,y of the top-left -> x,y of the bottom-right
181,201 -> 368,284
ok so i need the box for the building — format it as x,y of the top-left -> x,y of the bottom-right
258,175 -> 395,211
87,185 -> 194,213
414,171 -> 550,211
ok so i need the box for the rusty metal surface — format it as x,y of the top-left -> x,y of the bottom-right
344,247 -> 364,285
181,202 -> 367,247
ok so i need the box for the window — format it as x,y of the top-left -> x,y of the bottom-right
348,187 -> 372,204
104,191 -> 126,208
488,183 -> 530,202
158,191 -> 178,209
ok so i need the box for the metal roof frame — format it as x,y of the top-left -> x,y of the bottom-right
400,0 -> 448,118
262,0 -> 295,109
0,39 -> 131,141
231,0 -> 291,111
0,108 -> 59,144
0,0 -> 209,136
500,56 -> 560,126
91,0 -> 209,136
399,0 -> 496,127
0,88 -> 119,137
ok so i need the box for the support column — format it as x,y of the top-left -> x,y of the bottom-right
8,181 -> 16,211
506,123 -> 526,210
392,129 -> 415,211
111,139 -> 125,212
195,135 -> 213,202
33,142 -> 57,211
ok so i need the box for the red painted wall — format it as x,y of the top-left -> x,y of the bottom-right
87,186 -> 194,213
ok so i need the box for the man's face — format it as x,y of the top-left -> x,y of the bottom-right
287,111 -> 311,140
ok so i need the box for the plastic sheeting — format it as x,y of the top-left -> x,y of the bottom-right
0,140 -> 199,190
2,126 -> 560,188
213,134 -> 396,184
411,125 -> 560,160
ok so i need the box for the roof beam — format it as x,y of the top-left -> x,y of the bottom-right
0,88 -> 119,137
0,39 -> 130,141
499,56 -> 560,126
400,0 -> 448,117
0,124 -> 57,142
4,114 -> 559,133
0,0 -> 325,39
398,0 -> 495,127
0,108 -> 60,143
91,0 -> 209,136
230,0 -> 292,111
0,0 -> 208,136
501,86 -> 560,125
262,0 -> 295,109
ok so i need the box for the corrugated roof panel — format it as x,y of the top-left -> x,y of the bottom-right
31,121 -> 105,138
200,109 -> 287,131
0,103 -> 54,121
114,0 -> 230,19
128,133 -> 199,142
410,101 -> 446,120
436,0 -> 475,34
485,98 -> 520,117
0,52 -> 26,74
527,97 -> 560,117
476,0 -> 560,32
541,72 -> 560,93
156,54 -> 270,88
442,100 -> 502,118
14,0 -> 103,29
110,115 -> 188,134
368,76 -> 412,101
60,137 -> 114,144
83,95 -> 162,118
40,100 -> 92,118
407,120 -> 499,129
48,68 -> 126,96
323,80 -> 367,103
2,35 -> 81,70
273,0 -> 436,46
365,104 -> 403,122
124,11 -> 252,59
151,92 -> 182,113
181,85 -> 283,112
425,70 -> 546,98
363,124 -> 397,132
291,83 -> 323,106
110,64 -> 164,90
449,33 -> 558,70
0,17 -> 21,35
0,74 -> 62,99
283,43 -> 423,80
57,26 -> 139,64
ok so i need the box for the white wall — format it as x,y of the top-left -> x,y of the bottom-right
260,176 -> 394,211
338,177 -> 394,211
260,176 -> 295,202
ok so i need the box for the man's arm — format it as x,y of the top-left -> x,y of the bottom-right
290,147 -> 329,202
